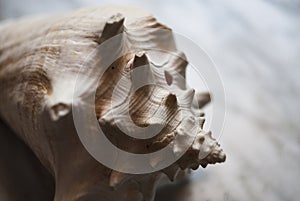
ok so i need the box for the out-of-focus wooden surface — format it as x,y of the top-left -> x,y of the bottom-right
0,0 -> 299,201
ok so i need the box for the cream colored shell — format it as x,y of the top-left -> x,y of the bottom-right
0,6 -> 225,201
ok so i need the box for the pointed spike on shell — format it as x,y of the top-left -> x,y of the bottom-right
193,91 -> 211,109
190,164 -> 200,170
130,52 -> 153,88
109,171 -> 127,188
132,52 -> 149,69
162,165 -> 180,182
99,13 -> 125,44
201,163 -> 208,168
179,88 -> 195,108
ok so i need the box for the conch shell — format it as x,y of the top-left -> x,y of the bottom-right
0,6 -> 225,201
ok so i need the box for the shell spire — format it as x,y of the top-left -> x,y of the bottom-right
176,131 -> 226,170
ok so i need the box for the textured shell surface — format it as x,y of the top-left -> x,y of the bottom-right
0,6 -> 225,201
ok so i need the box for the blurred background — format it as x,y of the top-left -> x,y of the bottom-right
0,0 -> 299,201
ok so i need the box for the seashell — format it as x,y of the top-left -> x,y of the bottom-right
0,6 -> 225,201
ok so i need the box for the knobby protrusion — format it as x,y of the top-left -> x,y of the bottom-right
99,13 -> 125,44
130,52 -> 154,89
193,92 -> 211,109
197,131 -> 226,168
172,130 -> 226,171
132,52 -> 149,69
180,88 -> 195,108
170,51 -> 188,76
